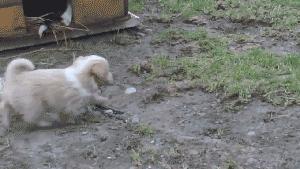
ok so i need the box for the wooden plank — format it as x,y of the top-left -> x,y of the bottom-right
0,16 -> 140,53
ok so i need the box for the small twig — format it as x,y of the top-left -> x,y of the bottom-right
128,11 -> 140,19
39,62 -> 54,66
72,52 -> 77,62
74,21 -> 90,32
53,24 -> 90,32
63,30 -> 68,47
26,13 -> 55,23
52,29 -> 59,45
237,41 -> 263,45
273,114 -> 290,120
28,13 -> 54,20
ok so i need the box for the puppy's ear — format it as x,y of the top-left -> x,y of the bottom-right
90,62 -> 113,85
90,62 -> 106,78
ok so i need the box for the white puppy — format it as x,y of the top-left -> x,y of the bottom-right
0,55 -> 113,131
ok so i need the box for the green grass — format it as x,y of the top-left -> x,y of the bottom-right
226,160 -> 238,169
133,0 -> 300,21
272,0 -> 300,7
130,150 -> 142,165
149,28 -> 300,105
129,0 -> 300,105
135,124 -> 155,137
213,0 -> 300,28
129,0 -> 145,13
127,0 -> 300,29
159,0 -> 215,17
158,0 -> 300,29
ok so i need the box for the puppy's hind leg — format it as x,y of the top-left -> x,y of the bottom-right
22,103 -> 49,127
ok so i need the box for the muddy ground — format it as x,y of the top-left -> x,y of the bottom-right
1,3 -> 300,169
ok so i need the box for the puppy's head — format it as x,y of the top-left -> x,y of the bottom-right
90,61 -> 113,86
74,55 -> 113,86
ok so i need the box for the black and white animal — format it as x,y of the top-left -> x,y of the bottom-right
22,0 -> 72,38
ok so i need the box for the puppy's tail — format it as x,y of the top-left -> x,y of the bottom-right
6,58 -> 34,78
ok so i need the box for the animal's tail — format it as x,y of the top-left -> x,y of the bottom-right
5,58 -> 34,80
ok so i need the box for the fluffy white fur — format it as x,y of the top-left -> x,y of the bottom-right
0,55 -> 113,132
38,25 -> 48,38
61,2 -> 73,26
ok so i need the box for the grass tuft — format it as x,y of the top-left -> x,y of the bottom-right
159,0 -> 215,17
135,124 -> 155,137
130,149 -> 142,166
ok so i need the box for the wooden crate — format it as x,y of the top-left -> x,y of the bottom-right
72,0 -> 128,25
0,0 -> 129,37
0,0 -> 26,37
